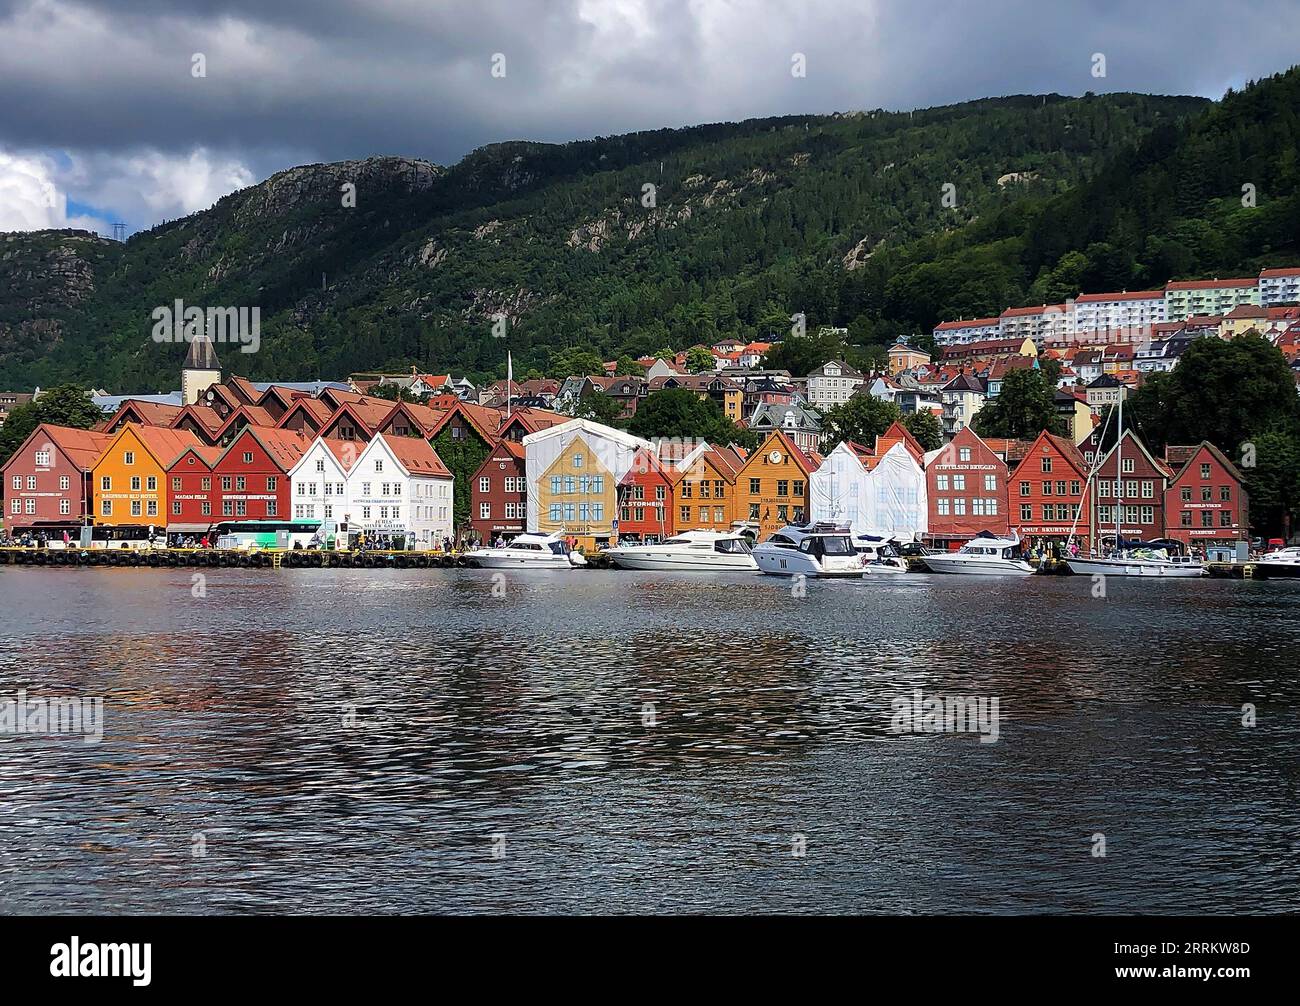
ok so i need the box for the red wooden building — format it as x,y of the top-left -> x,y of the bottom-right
1088,429 -> 1174,547
1008,431 -> 1092,553
3,424 -> 113,537
1162,442 -> 1249,548
924,426 -> 1010,550
165,443 -> 225,535
207,426 -> 310,520
468,438 -> 527,542
617,446 -> 680,542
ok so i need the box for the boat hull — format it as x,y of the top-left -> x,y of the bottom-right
922,556 -> 1034,576
1064,557 -> 1204,578
466,551 -> 575,569
1254,561 -> 1300,579
605,550 -> 757,572
752,551 -> 864,577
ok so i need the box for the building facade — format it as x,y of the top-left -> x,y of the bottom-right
3,424 -> 112,536
1072,291 -> 1166,335
1162,442 -> 1249,549
805,360 -> 865,409
469,439 -> 527,543
1090,430 -> 1173,547
92,424 -> 203,528
1164,278 -> 1260,322
923,427 -> 1010,550
734,430 -> 814,538
1008,431 -> 1092,553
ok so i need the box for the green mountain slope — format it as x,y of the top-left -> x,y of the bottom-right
0,90 -> 1215,391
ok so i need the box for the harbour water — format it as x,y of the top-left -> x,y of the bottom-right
1,566 -> 1298,914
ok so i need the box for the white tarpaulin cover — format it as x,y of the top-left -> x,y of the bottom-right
522,419 -> 650,532
810,441 -> 927,540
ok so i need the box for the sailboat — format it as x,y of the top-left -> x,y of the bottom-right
1064,392 -> 1204,578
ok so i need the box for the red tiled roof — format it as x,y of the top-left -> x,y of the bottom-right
18,424 -> 113,472
934,317 -> 1000,330
1166,277 -> 1257,290
381,434 -> 451,478
1075,290 -> 1164,302
1260,267 -> 1300,278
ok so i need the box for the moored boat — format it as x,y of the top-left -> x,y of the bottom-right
465,531 -> 586,568
603,529 -> 757,571
854,535 -> 909,573
921,533 -> 1035,575
1064,550 -> 1204,577
751,523 -> 866,577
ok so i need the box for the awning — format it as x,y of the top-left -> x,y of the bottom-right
166,523 -> 211,533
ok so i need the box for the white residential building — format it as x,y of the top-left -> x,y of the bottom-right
805,360 -> 864,409
1000,303 -> 1071,344
1072,290 -> 1166,335
931,317 -> 1001,346
1164,278 -> 1259,321
1259,267 -> 1300,306
346,434 -> 453,548
288,437 -> 357,526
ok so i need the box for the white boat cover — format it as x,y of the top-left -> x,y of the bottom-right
810,441 -> 927,540
522,419 -> 651,532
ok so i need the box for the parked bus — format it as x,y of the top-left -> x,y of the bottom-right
84,525 -> 165,550
209,519 -> 334,551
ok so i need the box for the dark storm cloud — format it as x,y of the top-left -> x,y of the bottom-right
0,0 -> 1297,229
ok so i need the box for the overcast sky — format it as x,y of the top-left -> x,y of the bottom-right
1,0 -> 1297,234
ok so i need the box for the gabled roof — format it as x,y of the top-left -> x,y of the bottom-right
290,437 -> 360,477
4,423 -> 113,473
373,434 -> 452,479
222,425 -> 311,473
1010,430 -> 1089,480
380,400 -> 446,437
169,443 -> 225,469
1166,441 -> 1246,484
102,399 -> 184,430
875,420 -> 925,464
740,428 -> 819,477
1098,429 -> 1174,479
170,403 -> 225,436
276,396 -> 335,429
100,422 -> 205,469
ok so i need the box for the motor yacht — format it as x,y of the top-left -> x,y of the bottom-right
854,535 -> 909,573
751,523 -> 866,577
921,533 -> 1035,575
1253,545 -> 1300,579
603,529 -> 757,571
465,531 -> 587,569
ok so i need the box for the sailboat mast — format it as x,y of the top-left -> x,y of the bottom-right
1115,391 -> 1123,554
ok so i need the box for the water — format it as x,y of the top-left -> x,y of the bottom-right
1,565 -> 1297,914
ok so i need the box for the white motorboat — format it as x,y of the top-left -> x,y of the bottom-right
1252,546 -> 1300,579
465,531 -> 587,569
1064,550 -> 1204,578
751,523 -> 866,578
854,535 -> 909,573
603,529 -> 757,571
922,533 -> 1035,575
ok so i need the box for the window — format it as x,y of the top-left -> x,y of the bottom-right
242,452 -> 253,463
1141,481 -> 1153,498
973,498 -> 987,516
1201,511 -> 1213,528
24,499 -> 35,514
698,507 -> 708,522
572,453 -> 583,468
59,499 -> 70,515
480,502 -> 491,519
1019,481 -> 1029,497
1042,481 -> 1052,495
937,475 -> 949,491
959,448 -> 971,462
1122,458 -> 1135,473
1200,463 -> 1211,479
202,502 -> 211,516
101,500 -> 112,515
479,476 -> 490,494
34,450 -> 50,466
777,480 -> 789,497
793,480 -> 804,497
10,499 -> 19,514
749,503 -> 759,520
374,460 -> 383,472
26,475 -> 36,490
1070,480 -> 1080,496
130,476 -> 141,491
10,476 -> 18,490
953,498 -> 965,516
1201,486 -> 1212,502
172,501 -> 182,515
937,498 -> 950,516
316,459 -> 325,472
953,475 -> 966,491
1220,510 -> 1232,527
202,477 -> 211,491
1140,506 -> 1154,524
1181,511 -> 1192,527
131,501 -> 142,516
984,475 -> 997,492
223,500 -> 234,516
1041,457 -> 1052,473
124,451 -> 134,465
172,477 -> 182,490
987,498 -> 998,515
1220,485 -> 1231,502
1055,481 -> 1066,496
1020,504 -> 1032,521
549,504 -> 562,522
267,477 -> 277,492
1042,504 -> 1054,521
266,500 -> 277,516
1126,480 -> 1138,498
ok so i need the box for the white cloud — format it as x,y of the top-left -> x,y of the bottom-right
0,146 -> 254,235
0,151 -> 101,232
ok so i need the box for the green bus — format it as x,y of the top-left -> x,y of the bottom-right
210,519 -> 334,550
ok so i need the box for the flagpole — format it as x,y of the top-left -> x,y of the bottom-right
506,351 -> 513,419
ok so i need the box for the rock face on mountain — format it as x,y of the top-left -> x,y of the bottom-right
0,86 -> 1238,392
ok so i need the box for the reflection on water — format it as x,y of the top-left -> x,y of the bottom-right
1,567 -> 1298,914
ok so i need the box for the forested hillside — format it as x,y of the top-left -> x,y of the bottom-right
3,80 -> 1270,391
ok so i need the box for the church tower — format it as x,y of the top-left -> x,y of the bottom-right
182,331 -> 222,405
